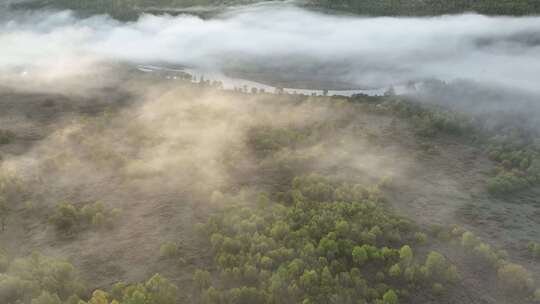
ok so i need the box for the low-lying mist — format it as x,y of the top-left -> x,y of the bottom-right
2,3 -> 540,93
2,4 -> 540,304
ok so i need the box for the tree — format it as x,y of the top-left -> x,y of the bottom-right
86,290 -> 109,304
388,264 -> 401,278
399,245 -> 413,266
144,274 -> 177,304
320,266 -> 335,296
352,246 -> 368,265
50,203 -> 79,233
193,269 -> 212,291
425,252 -> 447,279
300,270 -> 319,295
382,289 -> 398,304
461,231 -> 479,249
160,242 -> 178,259
31,292 -> 62,304
534,288 -> 540,302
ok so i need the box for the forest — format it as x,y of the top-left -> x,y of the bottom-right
2,1 -> 540,304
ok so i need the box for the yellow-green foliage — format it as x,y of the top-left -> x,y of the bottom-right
528,241 -> 540,259
450,228 -> 538,298
80,274 -> 177,304
159,242 -> 179,259
50,202 -> 120,233
497,263 -> 534,293
195,175 -> 459,303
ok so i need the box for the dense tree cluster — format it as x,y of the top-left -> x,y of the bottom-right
373,97 -> 540,195
486,140 -> 540,195
80,274 -> 178,304
0,249 -> 178,304
444,228 -> 540,300
378,100 -> 473,138
195,174 -> 462,303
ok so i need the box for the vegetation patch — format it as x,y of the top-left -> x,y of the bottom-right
49,201 -> 121,234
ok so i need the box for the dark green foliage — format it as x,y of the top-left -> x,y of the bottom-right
485,139 -> 540,194
49,201 -> 120,234
0,130 -> 15,145
486,171 -> 530,195
308,0 -> 540,16
382,100 -> 472,138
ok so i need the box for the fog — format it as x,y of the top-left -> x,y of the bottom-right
2,3 -> 540,93
2,3 -> 540,304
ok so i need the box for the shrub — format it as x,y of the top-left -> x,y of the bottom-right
461,232 -> 479,250
145,274 -> 178,304
0,130 -> 15,145
424,252 -> 458,283
49,203 -> 79,233
472,243 -> 498,268
0,253 -> 8,273
352,246 -> 368,266
413,232 -> 426,244
432,283 -> 445,295
160,242 -> 179,259
193,269 -> 212,291
388,264 -> 401,278
497,263 -> 534,294
3,252 -> 85,302
50,201 -> 119,234
528,241 -> 540,259
534,288 -> 540,302
487,172 -> 529,195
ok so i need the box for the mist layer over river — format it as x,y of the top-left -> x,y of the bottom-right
2,2 -> 540,98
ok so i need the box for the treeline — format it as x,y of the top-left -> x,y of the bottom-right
308,0 -> 540,16
11,0 -> 261,19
